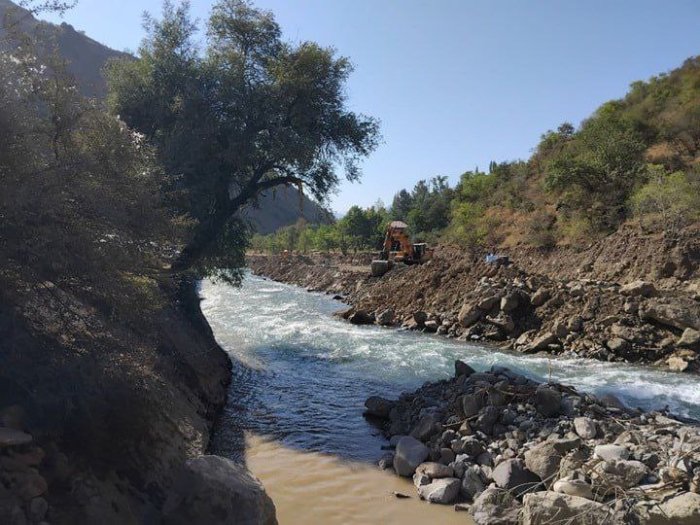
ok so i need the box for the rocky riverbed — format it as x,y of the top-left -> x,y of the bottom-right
365,360 -> 700,524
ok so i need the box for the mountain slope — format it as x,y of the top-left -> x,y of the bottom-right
0,0 -> 331,232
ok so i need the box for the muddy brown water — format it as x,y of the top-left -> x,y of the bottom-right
246,433 -> 472,524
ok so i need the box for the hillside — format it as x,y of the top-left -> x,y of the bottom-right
0,0 -> 331,234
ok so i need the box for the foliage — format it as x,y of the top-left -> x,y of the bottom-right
0,46 -> 176,324
631,165 -> 700,235
251,203 -> 389,253
106,0 -> 380,278
389,176 -> 453,238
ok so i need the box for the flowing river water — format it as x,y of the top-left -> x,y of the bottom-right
201,274 -> 700,524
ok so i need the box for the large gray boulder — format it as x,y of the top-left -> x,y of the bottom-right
573,417 -> 597,439
524,438 -> 581,484
521,491 -> 615,524
492,459 -> 541,497
534,386 -> 562,417
393,436 -> 430,477
162,455 -> 277,525
417,477 -> 461,504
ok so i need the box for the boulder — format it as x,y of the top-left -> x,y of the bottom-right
668,356 -> 689,372
526,332 -> 557,353
478,295 -> 500,311
458,303 -> 482,328
424,320 -> 439,332
640,299 -> 700,331
492,459 -> 541,497
348,310 -> 374,325
573,417 -> 597,439
393,436 -> 430,477
461,465 -> 485,499
531,288 -> 550,307
470,487 -> 521,525
594,444 -> 629,461
363,396 -> 394,419
417,477 -> 461,504
413,311 -> 428,326
410,415 -> 440,442
0,428 -> 32,448
634,492 -> 700,524
534,386 -> 562,417
376,308 -> 394,326
455,360 -> 476,378
552,478 -> 594,500
678,328 -> 700,348
461,394 -> 483,418
592,459 -> 647,489
620,280 -> 656,297
521,492 -> 614,524
162,455 -> 277,525
415,462 -> 454,479
607,337 -> 630,353
524,438 -> 581,484
15,473 -> 48,501
500,293 -> 519,312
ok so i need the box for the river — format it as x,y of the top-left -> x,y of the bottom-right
201,274 -> 700,524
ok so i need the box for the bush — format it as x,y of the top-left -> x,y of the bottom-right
631,165 -> 700,235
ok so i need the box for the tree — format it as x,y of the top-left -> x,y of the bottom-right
107,0 -> 379,280
390,189 -> 413,220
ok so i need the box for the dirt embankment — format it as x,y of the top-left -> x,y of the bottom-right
248,226 -> 700,374
0,277 -> 276,524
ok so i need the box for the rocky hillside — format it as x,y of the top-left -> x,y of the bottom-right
0,0 -> 330,234
248,225 -> 700,374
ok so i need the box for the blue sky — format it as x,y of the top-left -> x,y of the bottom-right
45,0 -> 700,214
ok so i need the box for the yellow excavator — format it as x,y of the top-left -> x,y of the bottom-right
371,221 -> 433,276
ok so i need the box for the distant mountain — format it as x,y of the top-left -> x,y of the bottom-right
0,0 -> 332,233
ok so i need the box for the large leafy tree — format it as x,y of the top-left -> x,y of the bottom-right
107,0 -> 380,280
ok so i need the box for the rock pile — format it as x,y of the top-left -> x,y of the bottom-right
366,361 -> 700,524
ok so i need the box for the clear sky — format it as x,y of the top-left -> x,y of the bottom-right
44,0 -> 700,214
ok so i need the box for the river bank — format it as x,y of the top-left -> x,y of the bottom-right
248,228 -> 700,374
0,276 -> 276,524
